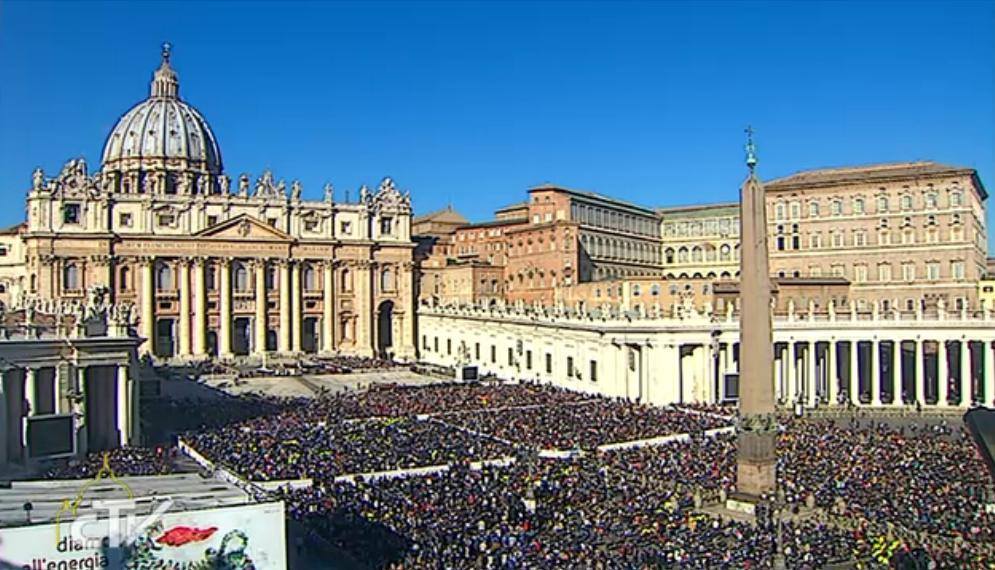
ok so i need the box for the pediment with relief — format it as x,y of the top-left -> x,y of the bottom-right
193,214 -> 292,241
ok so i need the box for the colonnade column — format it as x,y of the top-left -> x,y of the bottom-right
806,342 -> 817,407
178,259 -> 191,356
291,261 -> 302,353
849,341 -> 860,405
24,369 -> 36,417
960,340 -> 971,406
140,257 -> 155,354
985,342 -> 995,406
787,342 -> 797,404
279,260 -> 291,353
356,261 -> 374,356
827,341 -> 838,405
193,258 -> 207,357
322,262 -> 334,353
915,340 -> 925,405
218,258 -> 233,358
116,365 -> 129,446
938,340 -> 949,406
254,260 -> 267,356
870,340 -> 882,406
891,342 -> 901,405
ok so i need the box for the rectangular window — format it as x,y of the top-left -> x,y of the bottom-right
590,360 -> 597,382
854,231 -> 866,247
491,345 -> 496,363
927,262 -> 940,281
340,221 -> 352,235
854,265 -> 867,283
902,263 -> 916,282
526,350 -> 532,370
0,246 -> 6,257
475,343 -> 480,360
422,335 -> 428,350
119,212 -> 133,227
951,261 -> 965,280
508,347 -> 514,365
545,353 -> 552,374
206,215 -> 218,227
63,203 -> 80,225
447,339 -> 452,355
878,264 -> 892,282
304,218 -> 319,232
831,265 -> 845,278
157,213 -> 175,227
434,337 -> 439,352
832,232 -> 843,248
567,356 -> 574,377
380,217 -> 393,235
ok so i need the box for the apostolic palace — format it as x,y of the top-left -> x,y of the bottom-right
0,44 -> 994,468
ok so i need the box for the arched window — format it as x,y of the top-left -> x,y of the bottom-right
381,268 -> 395,291
901,194 -> 913,210
233,262 -> 249,291
632,284 -> 641,296
206,266 -> 217,291
303,264 -> 317,291
950,191 -> 963,207
341,268 -> 353,292
678,247 -> 688,263
691,247 -> 702,263
156,262 -> 173,290
650,284 -> 660,296
119,266 -> 131,291
877,195 -> 888,212
720,244 -> 731,261
266,267 -> 276,289
925,192 -> 938,208
789,201 -> 800,219
775,202 -> 785,220
63,264 -> 80,290
853,197 -> 865,215
808,201 -> 820,217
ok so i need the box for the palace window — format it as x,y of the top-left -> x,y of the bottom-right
830,199 -> 842,216
951,261 -> 965,280
775,202 -> 786,220
853,197 -> 865,215
901,195 -> 913,210
789,201 -> 801,219
808,201 -> 820,217
381,268 -> 395,291
157,213 -> 176,227
304,218 -> 320,232
925,192 -> 938,209
207,215 -> 218,227
304,265 -> 317,290
119,266 -> 131,291
590,360 -> 598,382
950,191 -> 963,207
902,262 -> 916,282
567,356 -> 574,377
380,217 -> 393,235
854,265 -> 867,283
878,263 -> 892,282
877,196 -> 889,212
341,269 -> 352,292
545,353 -> 552,374
926,262 -> 940,281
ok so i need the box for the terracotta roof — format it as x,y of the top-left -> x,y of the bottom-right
657,202 -> 738,219
527,183 -> 657,215
494,201 -> 528,214
412,207 -> 468,225
764,161 -> 977,190
0,223 -> 25,235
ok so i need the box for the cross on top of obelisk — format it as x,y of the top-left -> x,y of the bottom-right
745,125 -> 758,172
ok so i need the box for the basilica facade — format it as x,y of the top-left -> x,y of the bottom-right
20,46 -> 416,361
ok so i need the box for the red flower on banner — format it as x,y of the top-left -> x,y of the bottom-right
156,526 -> 219,547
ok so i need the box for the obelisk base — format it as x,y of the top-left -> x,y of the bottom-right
735,427 -> 777,500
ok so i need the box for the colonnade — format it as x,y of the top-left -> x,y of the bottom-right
0,363 -> 135,465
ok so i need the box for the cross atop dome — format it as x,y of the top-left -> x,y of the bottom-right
151,42 -> 179,99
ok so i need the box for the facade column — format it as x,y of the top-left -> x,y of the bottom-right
117,365 -> 129,446
218,258 -> 233,358
291,261 -> 302,353
193,258 -> 207,356
827,341 -> 838,405
178,259 -> 191,356
774,345 -> 784,403
355,261 -> 374,356
985,341 -> 995,406
140,257 -> 155,354
254,260 -> 267,356
322,262 -> 334,353
870,340 -> 881,406
960,340 -> 971,406
279,260 -> 291,353
890,341 -> 901,405
914,340 -> 925,405
849,340 -> 860,405
52,365 -> 62,414
24,368 -> 37,417
938,340 -> 949,406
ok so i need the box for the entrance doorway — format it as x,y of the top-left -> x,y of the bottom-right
85,366 -> 117,452
155,319 -> 175,358
233,317 -> 251,355
302,318 -> 318,354
377,301 -> 394,358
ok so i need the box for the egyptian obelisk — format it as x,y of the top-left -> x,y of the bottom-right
735,127 -> 777,498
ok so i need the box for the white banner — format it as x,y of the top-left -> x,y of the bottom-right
0,501 -> 286,569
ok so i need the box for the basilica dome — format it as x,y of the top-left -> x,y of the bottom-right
101,44 -> 222,176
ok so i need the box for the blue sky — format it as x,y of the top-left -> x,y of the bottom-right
1,1 -> 992,248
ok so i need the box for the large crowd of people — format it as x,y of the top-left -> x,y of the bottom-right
45,445 -> 177,479
39,378 -> 995,568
